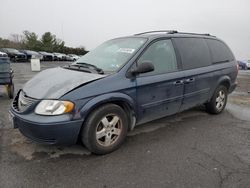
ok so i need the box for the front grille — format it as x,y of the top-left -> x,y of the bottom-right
17,91 -> 37,112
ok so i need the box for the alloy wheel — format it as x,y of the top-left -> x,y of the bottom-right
215,90 -> 225,111
96,114 -> 122,147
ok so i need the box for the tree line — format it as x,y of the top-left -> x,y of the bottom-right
0,31 -> 88,55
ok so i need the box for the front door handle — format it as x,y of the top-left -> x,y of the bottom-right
184,78 -> 195,84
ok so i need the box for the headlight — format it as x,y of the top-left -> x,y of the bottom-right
35,100 -> 74,115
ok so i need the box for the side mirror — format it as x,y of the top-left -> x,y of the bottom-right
128,62 -> 154,77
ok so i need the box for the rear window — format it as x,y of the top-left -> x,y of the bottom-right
206,39 -> 234,63
173,38 -> 211,70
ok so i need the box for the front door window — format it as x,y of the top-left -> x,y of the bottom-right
137,39 -> 178,76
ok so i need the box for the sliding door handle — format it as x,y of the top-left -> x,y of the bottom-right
173,80 -> 184,85
184,78 -> 195,84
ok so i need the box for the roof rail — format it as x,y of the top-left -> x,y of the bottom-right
134,30 -> 178,35
176,32 -> 215,37
134,30 -> 215,37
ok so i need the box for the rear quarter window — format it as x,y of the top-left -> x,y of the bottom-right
173,38 -> 211,70
206,39 -> 235,63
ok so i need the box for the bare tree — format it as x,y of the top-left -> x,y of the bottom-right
8,34 -> 24,43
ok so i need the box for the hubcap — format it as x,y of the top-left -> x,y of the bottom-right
96,114 -> 122,147
215,90 -> 225,111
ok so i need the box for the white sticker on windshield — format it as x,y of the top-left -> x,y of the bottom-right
111,64 -> 120,68
117,48 -> 135,54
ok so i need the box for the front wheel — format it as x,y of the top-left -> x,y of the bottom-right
81,104 -> 128,155
206,85 -> 228,114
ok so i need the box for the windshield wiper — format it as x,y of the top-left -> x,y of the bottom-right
75,62 -> 104,74
63,65 -> 92,73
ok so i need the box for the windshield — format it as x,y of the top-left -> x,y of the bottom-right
75,37 -> 147,72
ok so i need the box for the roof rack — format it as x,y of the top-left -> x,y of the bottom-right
176,32 -> 214,37
134,30 -> 215,37
134,30 -> 178,35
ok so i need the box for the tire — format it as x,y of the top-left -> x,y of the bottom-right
206,85 -> 228,114
10,57 -> 15,62
7,84 -> 14,99
81,104 -> 128,155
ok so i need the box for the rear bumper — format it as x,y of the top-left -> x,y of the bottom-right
11,109 -> 83,145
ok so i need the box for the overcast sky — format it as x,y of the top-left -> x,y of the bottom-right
0,0 -> 250,59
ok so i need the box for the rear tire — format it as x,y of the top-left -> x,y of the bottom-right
81,104 -> 128,155
7,84 -> 14,99
206,85 -> 228,114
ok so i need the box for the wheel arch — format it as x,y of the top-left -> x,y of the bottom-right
80,92 -> 137,131
215,75 -> 231,92
208,76 -> 231,102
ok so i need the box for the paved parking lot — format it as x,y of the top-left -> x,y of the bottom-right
0,62 -> 250,188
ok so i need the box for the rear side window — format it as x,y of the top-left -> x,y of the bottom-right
206,39 -> 234,63
173,38 -> 211,70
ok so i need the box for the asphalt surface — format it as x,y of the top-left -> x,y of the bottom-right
0,62 -> 250,188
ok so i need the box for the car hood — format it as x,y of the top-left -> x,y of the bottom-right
23,67 -> 106,99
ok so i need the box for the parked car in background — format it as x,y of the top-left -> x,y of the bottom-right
20,50 -> 43,61
53,53 -> 58,61
246,60 -> 250,69
52,54 -> 59,61
0,51 -> 8,57
39,51 -> 54,61
53,53 -> 66,61
68,54 -> 80,61
237,60 -> 247,70
47,52 -> 56,61
10,31 -> 238,154
65,55 -> 74,61
0,57 -> 14,98
0,48 -> 27,62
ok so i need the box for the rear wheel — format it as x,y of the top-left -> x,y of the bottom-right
81,104 -> 128,155
206,85 -> 228,114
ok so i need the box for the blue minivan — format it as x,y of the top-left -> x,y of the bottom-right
10,31 -> 238,154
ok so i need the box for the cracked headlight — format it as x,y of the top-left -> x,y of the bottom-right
35,100 -> 74,115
